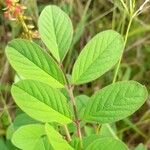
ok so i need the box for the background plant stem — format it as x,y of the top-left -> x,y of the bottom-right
63,125 -> 72,141
0,92 -> 13,128
113,16 -> 133,83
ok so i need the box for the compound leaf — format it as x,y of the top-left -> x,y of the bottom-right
11,80 -> 72,124
6,39 -> 66,88
72,30 -> 124,84
84,81 -> 148,123
38,5 -> 73,62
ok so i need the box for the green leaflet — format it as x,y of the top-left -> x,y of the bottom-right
6,113 -> 39,139
38,5 -> 73,62
69,138 -> 81,150
75,95 -> 89,119
6,39 -> 66,88
12,124 -> 46,150
99,124 -> 117,138
72,30 -> 124,84
45,123 -> 74,150
12,113 -> 39,129
84,81 -> 148,124
33,137 -> 53,150
85,137 -> 128,150
0,138 -> 9,150
11,80 -> 72,124
83,135 -> 105,149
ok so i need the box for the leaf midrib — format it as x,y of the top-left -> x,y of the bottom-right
14,84 -> 69,117
8,45 -> 64,85
74,34 -> 120,82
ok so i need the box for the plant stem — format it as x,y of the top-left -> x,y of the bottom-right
65,0 -> 92,72
0,92 -> 13,127
133,0 -> 150,17
63,125 -> 72,142
112,16 -> 133,83
61,64 -> 82,147
17,15 -> 32,40
119,0 -> 129,13
112,6 -> 116,29
66,84 -> 83,148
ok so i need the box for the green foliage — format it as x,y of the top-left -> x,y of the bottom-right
135,143 -> 147,150
6,39 -> 66,88
12,123 -> 74,150
5,4 -> 148,150
0,138 -> 9,150
72,30 -> 124,84
6,113 -> 39,140
75,95 -> 89,119
83,135 -> 104,149
11,80 -> 72,124
99,124 -> 117,138
85,137 -> 128,150
45,123 -> 74,150
84,81 -> 147,124
12,113 -> 39,129
38,5 -> 73,62
12,124 -> 47,150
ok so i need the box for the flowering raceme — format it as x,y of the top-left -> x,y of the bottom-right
3,0 -> 39,39
4,0 -> 24,20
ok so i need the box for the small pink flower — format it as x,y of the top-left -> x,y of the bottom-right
13,5 -> 22,17
5,0 -> 13,7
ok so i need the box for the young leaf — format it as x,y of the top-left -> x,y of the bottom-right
12,124 -> 45,150
45,123 -> 74,150
72,30 -> 124,84
38,5 -> 73,62
85,137 -> 128,150
11,80 -> 72,124
6,39 -> 66,88
84,81 -> 148,124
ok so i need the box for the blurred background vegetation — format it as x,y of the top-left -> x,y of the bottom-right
0,0 -> 150,149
